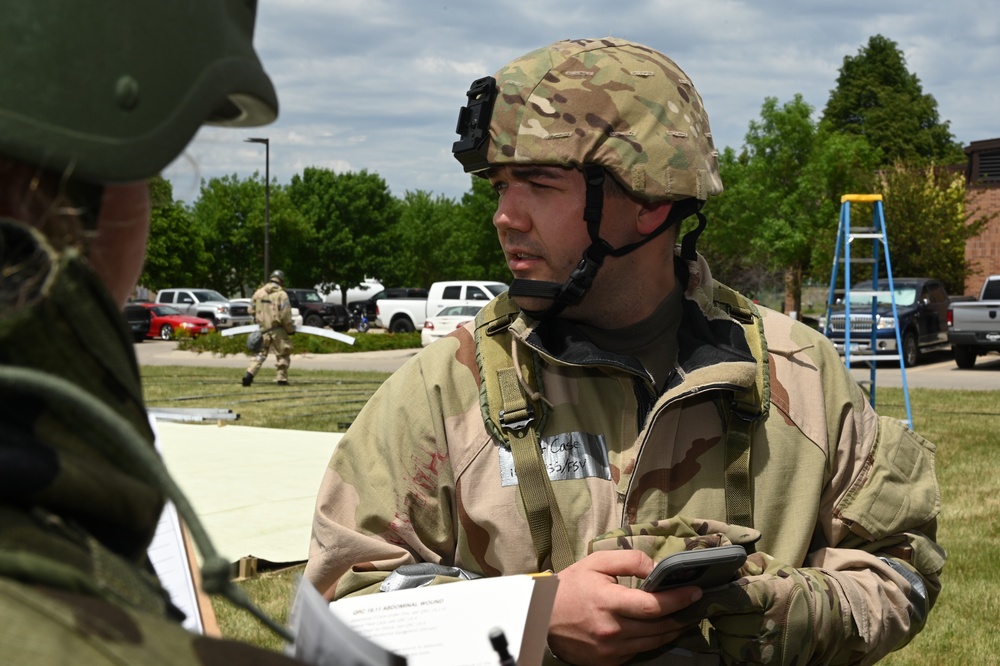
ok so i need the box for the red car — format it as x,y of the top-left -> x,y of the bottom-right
139,303 -> 216,340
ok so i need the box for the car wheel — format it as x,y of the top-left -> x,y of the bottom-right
901,331 -> 919,367
133,334 -> 145,343
390,317 -> 414,333
305,313 -> 324,328
953,345 -> 977,369
159,324 -> 174,340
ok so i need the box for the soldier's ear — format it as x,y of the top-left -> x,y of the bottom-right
636,200 -> 672,235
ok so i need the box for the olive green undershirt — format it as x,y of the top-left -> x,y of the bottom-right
578,284 -> 682,392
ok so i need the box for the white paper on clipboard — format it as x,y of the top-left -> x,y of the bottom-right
149,499 -> 204,634
147,414 -> 215,635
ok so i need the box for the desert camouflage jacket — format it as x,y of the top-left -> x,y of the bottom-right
0,219 -> 301,665
305,251 -> 944,664
251,281 -> 294,335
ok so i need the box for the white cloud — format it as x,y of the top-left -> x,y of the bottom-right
163,0 -> 1000,203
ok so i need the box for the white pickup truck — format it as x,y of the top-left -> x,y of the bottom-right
375,280 -> 508,332
948,275 -> 1000,368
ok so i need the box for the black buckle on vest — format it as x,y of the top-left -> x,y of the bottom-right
499,405 -> 535,432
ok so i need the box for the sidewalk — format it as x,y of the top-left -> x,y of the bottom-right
156,420 -> 340,565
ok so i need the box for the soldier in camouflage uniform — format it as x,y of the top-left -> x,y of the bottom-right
305,38 -> 944,665
0,2 -> 305,663
243,269 -> 296,387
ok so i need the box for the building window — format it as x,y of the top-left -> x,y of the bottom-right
978,150 -> 1000,182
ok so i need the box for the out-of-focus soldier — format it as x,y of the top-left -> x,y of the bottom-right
0,2 -> 306,663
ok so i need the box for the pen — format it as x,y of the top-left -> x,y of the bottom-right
489,627 -> 517,666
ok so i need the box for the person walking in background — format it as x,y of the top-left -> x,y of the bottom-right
243,269 -> 295,386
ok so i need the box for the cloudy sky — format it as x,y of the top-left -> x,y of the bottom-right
163,0 -> 999,204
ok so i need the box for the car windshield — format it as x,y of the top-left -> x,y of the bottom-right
192,290 -> 227,302
487,284 -> 509,296
299,291 -> 323,303
153,305 -> 181,316
848,287 -> 917,307
436,305 -> 483,317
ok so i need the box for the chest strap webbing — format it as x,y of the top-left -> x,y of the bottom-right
476,296 -> 575,572
475,288 -> 769,570
712,283 -> 770,529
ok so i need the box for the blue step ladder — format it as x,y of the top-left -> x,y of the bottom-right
824,194 -> 913,427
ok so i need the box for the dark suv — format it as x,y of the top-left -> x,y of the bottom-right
122,303 -> 152,343
285,288 -> 350,331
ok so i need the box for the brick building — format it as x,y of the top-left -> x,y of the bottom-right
964,138 -> 1000,295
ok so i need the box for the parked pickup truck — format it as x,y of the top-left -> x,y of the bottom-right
348,287 -> 428,324
375,280 -> 508,333
948,275 -> 1000,368
824,277 -> 951,367
153,288 -> 253,329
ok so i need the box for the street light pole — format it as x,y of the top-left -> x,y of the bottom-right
245,137 -> 270,282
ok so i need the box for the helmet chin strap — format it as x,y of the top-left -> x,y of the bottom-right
509,165 -> 703,321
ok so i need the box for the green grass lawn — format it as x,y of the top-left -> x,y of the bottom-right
142,367 -> 1000,664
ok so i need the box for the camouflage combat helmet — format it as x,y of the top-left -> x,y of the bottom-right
0,0 -> 278,184
454,37 -> 723,202
270,269 -> 286,286
452,38 -> 722,319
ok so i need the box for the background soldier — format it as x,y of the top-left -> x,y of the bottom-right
243,269 -> 296,386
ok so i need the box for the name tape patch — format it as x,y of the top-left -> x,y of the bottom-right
498,431 -> 611,487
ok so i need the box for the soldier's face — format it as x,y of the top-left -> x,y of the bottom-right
488,164 -> 661,323
87,182 -> 151,307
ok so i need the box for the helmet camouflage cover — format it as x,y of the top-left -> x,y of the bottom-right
456,38 -> 723,201
0,0 -> 277,184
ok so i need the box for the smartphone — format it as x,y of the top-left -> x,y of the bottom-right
640,545 -> 747,592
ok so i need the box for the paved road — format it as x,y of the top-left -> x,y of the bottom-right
847,349 -> 1000,391
135,342 -> 1000,390
133,339 -> 418,374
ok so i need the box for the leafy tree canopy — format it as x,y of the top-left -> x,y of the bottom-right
702,95 -> 879,313
287,168 -> 399,304
822,34 -> 965,166
142,176 -> 209,293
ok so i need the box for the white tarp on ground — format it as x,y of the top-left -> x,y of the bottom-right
155,420 -> 340,565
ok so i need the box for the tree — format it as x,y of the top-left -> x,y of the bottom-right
822,34 -> 965,166
382,189 -> 464,288
874,164 -> 988,294
142,176 -> 209,292
191,173 -> 267,297
699,147 -> 783,296
191,173 -> 307,297
286,168 -> 399,305
701,96 -> 879,314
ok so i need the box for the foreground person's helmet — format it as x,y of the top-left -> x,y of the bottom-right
0,0 -> 278,184
270,269 -> 286,286
453,38 -> 723,317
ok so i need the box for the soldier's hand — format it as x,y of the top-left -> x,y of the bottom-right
669,552 -> 858,665
546,550 -> 703,665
